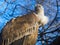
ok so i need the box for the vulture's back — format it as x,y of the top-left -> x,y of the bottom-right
1,13 -> 40,45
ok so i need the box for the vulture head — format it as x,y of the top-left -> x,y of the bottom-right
35,4 -> 49,25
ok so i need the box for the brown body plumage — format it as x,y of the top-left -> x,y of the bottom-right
1,13 -> 40,45
1,4 -> 48,45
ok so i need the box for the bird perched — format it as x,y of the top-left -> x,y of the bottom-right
1,4 -> 48,45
